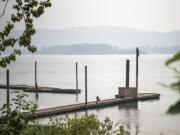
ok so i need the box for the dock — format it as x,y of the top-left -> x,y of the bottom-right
0,49 -> 161,120
0,92 -> 160,124
0,84 -> 81,94
34,93 -> 160,118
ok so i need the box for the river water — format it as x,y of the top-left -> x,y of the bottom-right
0,54 -> 180,135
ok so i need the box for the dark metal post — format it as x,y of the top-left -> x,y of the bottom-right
85,66 -> 87,107
35,61 -> 38,98
126,60 -> 130,88
136,48 -> 139,90
6,69 -> 9,108
76,62 -> 78,94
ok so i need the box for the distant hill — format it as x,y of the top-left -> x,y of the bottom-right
141,46 -> 180,54
40,43 -> 179,55
40,43 -> 138,55
12,26 -> 180,51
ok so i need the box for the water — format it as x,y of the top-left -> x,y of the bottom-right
0,54 -> 180,135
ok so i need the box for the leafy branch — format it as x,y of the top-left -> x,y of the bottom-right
0,0 -> 9,19
165,51 -> 180,114
0,0 -> 51,67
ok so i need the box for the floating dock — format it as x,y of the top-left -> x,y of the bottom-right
34,93 -> 160,118
0,84 -> 81,94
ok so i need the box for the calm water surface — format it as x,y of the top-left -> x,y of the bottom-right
0,54 -> 180,135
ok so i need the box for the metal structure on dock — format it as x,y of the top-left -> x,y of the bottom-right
116,47 -> 139,99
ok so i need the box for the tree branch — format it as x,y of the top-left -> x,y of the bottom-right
0,0 -> 10,19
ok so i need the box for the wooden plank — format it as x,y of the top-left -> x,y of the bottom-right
0,84 -> 27,90
24,88 -> 81,94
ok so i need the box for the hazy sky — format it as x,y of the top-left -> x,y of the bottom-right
1,0 -> 180,32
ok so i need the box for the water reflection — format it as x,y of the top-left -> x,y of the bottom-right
75,94 -> 79,101
118,101 -> 138,109
34,93 -> 39,105
118,101 -> 139,135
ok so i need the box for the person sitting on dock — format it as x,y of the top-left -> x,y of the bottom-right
96,96 -> 101,103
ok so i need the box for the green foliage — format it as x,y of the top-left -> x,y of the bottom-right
165,52 -> 180,114
166,52 -> 180,66
167,100 -> 180,114
0,0 -> 51,67
26,114 -> 128,135
0,93 -> 128,135
0,92 -> 37,135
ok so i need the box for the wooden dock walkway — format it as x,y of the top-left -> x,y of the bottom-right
0,84 -> 81,94
34,93 -> 160,118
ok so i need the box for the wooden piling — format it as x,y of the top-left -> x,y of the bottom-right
76,62 -> 78,94
6,70 -> 9,108
35,61 -> 37,84
126,60 -> 130,88
136,48 -> 139,90
35,61 -> 38,98
85,66 -> 87,107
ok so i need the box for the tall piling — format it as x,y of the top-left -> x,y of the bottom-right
126,60 -> 130,88
85,66 -> 87,107
136,47 -> 139,90
6,69 -> 10,108
76,62 -> 78,94
35,61 -> 38,98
